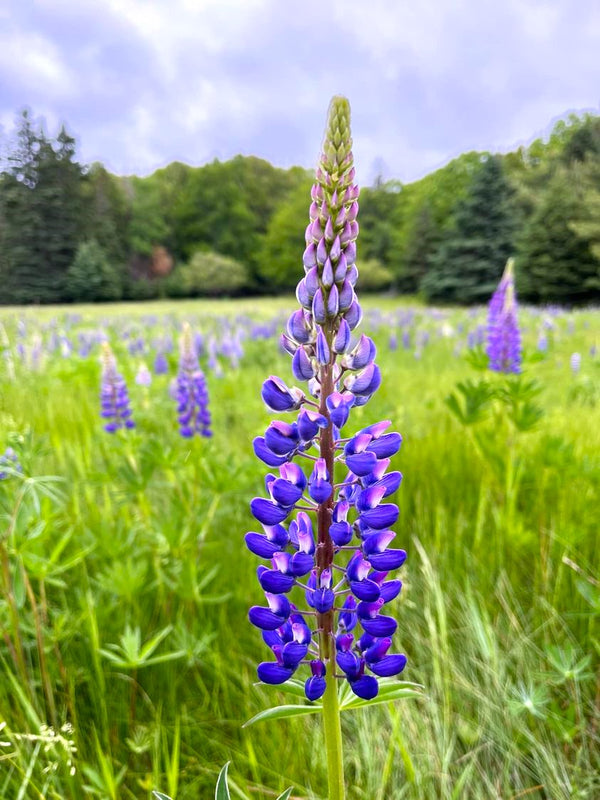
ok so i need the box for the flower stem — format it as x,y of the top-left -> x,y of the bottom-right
316,327 -> 345,800
322,673 -> 345,800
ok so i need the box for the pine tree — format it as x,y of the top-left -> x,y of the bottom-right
421,156 -> 518,303
517,168 -> 599,303
399,202 -> 440,293
0,112 -> 85,303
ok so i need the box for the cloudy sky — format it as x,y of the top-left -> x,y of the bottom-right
1,0 -> 599,184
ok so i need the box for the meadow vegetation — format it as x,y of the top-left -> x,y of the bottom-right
0,297 -> 598,799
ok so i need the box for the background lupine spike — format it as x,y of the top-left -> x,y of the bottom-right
99,342 -> 135,433
175,322 -> 212,437
486,259 -> 522,374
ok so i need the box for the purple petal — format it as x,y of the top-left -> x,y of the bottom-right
349,675 -> 379,700
368,654 -> 407,677
367,549 -> 407,570
257,663 -> 294,684
250,498 -> 290,526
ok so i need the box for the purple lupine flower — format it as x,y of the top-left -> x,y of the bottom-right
246,97 -> 406,703
175,323 -> 212,438
486,259 -> 522,374
135,362 -> 152,386
154,352 -> 169,374
100,343 -> 135,433
570,352 -> 581,375
0,447 -> 22,480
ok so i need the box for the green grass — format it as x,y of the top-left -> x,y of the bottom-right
0,297 -> 598,799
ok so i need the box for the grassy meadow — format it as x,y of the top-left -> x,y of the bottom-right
0,297 -> 598,800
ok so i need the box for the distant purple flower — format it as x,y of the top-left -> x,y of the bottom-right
246,97 -> 406,704
154,352 -> 169,374
135,363 -> 152,386
0,447 -> 22,480
570,352 -> 581,375
486,259 -> 522,374
100,343 -> 135,433
175,323 -> 212,438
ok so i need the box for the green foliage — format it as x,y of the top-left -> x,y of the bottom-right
422,156 -> 519,303
0,298 -> 597,799
65,239 -> 123,302
445,378 -> 495,425
171,157 -> 307,284
175,250 -> 249,296
357,180 -> 403,277
258,176 -> 314,291
394,152 -> 484,291
517,168 -> 599,303
0,111 -> 86,303
1,108 -> 600,305
569,154 -> 600,263
355,258 -> 393,292
127,175 -> 171,257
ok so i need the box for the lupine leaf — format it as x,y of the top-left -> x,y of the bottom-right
255,678 -> 307,699
243,703 -> 322,727
339,681 -> 423,711
215,762 -> 231,799
276,789 -> 293,800
152,792 -> 172,800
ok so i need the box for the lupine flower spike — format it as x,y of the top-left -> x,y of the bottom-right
486,258 -> 522,374
100,342 -> 135,432
246,96 -> 407,726
175,323 -> 212,438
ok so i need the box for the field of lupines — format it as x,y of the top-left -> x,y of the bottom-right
1,99 -> 599,800
1,293 -> 598,799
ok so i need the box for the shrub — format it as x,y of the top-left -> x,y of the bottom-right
179,249 -> 249,296
65,240 -> 123,302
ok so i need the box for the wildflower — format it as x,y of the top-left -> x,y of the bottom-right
0,447 -> 22,480
570,352 -> 581,375
100,343 -> 135,433
135,362 -> 152,386
246,97 -> 406,703
154,352 -> 169,375
175,323 -> 212,438
486,259 -> 522,374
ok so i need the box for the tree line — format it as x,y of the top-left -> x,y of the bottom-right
0,108 -> 599,305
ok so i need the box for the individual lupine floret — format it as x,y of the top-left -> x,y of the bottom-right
175,323 -> 212,438
245,97 -> 407,705
100,343 -> 135,433
486,258 -> 522,374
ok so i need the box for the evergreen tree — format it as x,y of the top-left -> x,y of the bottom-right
65,239 -> 122,302
517,168 -> 599,303
0,111 -> 85,303
399,202 -> 440,293
421,156 -> 518,304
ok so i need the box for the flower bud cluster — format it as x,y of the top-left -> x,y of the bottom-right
246,98 -> 406,702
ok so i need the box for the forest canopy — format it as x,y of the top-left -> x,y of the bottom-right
1,109 -> 598,304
